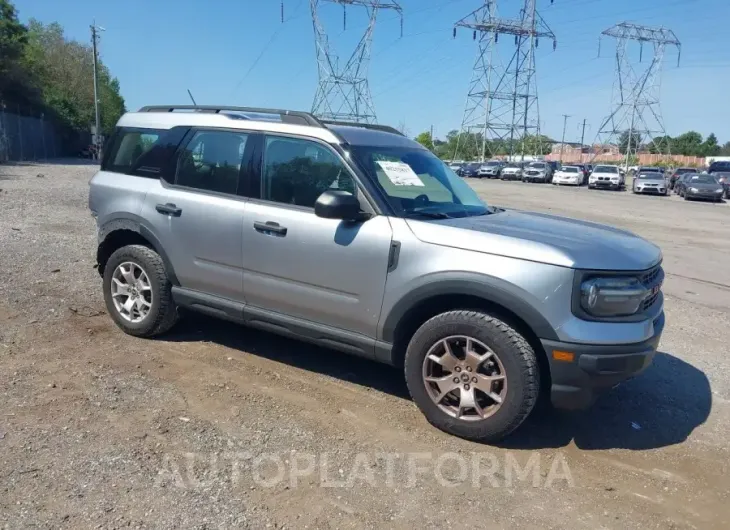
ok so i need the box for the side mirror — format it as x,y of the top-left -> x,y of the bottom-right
314,190 -> 364,221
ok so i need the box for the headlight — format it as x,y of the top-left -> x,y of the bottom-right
716,188 -> 724,193
580,277 -> 648,317
689,187 -> 698,192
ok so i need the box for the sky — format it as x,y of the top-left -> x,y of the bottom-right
14,0 -> 730,144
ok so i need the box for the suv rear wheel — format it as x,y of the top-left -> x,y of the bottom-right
103,244 -> 178,337
404,310 -> 539,442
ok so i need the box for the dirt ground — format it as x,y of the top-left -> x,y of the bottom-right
1,161 -> 729,529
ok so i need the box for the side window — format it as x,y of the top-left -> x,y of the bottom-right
175,130 -> 248,195
262,136 -> 355,208
103,128 -> 164,175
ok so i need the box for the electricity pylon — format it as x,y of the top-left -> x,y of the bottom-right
309,0 -> 403,123
454,0 -> 556,162
594,22 -> 681,168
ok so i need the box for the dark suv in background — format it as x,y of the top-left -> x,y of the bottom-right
669,167 -> 697,190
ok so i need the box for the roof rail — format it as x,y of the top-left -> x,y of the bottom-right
138,105 -> 323,127
319,120 -> 405,137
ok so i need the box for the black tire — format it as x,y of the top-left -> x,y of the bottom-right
103,244 -> 178,337
404,310 -> 540,443
683,193 -> 690,201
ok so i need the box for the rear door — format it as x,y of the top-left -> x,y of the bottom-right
240,134 -> 392,339
142,128 -> 254,303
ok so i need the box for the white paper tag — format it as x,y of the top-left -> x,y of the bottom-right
376,161 -> 424,187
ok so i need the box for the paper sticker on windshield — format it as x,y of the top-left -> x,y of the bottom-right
376,161 -> 424,187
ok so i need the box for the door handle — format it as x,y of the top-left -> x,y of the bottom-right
156,203 -> 182,217
254,221 -> 287,236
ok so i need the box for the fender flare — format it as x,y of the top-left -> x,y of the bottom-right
97,216 -> 178,285
380,277 -> 559,344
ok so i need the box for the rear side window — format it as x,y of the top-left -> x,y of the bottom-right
175,130 -> 248,195
103,128 -> 165,174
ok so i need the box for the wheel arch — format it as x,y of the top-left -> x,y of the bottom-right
96,217 -> 178,285
380,280 -> 557,386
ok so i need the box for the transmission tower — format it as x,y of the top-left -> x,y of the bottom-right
309,0 -> 403,123
594,22 -> 681,168
454,0 -> 556,162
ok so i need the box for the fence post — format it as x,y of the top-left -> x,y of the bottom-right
17,104 -> 23,161
41,113 -> 48,161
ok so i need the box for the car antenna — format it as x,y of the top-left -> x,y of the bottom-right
186,89 -> 197,106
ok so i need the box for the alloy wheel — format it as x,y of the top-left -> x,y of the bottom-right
110,261 -> 153,323
422,336 -> 507,421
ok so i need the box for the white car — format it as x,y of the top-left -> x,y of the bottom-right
588,165 -> 624,190
552,166 -> 584,186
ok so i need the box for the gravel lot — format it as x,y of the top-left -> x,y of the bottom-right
1,161 -> 729,529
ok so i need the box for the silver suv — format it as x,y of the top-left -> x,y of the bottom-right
89,105 -> 665,442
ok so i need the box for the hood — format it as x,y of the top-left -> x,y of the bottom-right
636,176 -> 665,183
406,209 -> 662,271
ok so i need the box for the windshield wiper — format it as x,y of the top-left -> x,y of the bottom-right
404,210 -> 452,219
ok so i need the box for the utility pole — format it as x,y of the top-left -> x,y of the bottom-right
559,114 -> 570,163
90,21 -> 105,159
453,0 -> 556,163
430,124 -> 434,141
579,118 -> 587,162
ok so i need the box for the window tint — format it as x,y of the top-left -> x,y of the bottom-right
103,128 -> 164,174
594,165 -> 618,173
262,136 -> 355,208
175,130 -> 248,195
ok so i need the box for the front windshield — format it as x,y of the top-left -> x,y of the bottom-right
485,161 -> 500,166
350,145 -> 489,219
639,167 -> 661,173
528,163 -> 546,169
562,167 -> 579,173
637,172 -> 663,179
690,175 -> 718,184
594,165 -> 618,173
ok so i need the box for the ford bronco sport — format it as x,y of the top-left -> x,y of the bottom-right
89,105 -> 665,442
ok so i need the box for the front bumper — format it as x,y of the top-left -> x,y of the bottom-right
524,173 -> 547,182
635,185 -> 666,194
554,177 -> 581,185
590,179 -> 620,189
686,190 -> 723,200
541,311 -> 664,410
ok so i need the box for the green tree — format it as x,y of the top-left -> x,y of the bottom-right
618,130 -> 642,155
720,141 -> 730,156
22,19 -> 125,134
414,131 -> 434,151
647,135 -> 673,154
0,0 -> 34,102
671,131 -> 703,156
701,133 -> 720,157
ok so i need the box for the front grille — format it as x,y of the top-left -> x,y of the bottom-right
639,265 -> 663,310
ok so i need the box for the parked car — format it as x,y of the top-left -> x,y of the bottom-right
476,160 -> 504,178
522,161 -> 552,183
632,170 -> 668,195
713,172 -> 730,199
668,167 -> 696,190
460,162 -> 482,178
708,161 -> 730,174
677,174 -> 725,202
552,165 -> 584,186
588,165 -> 624,190
500,162 -> 523,181
673,173 -> 696,195
89,103 -> 665,443
448,162 -> 465,173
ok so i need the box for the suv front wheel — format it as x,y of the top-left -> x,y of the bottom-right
404,310 -> 540,442
103,244 -> 179,337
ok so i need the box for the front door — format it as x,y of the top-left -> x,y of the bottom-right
241,134 -> 392,338
142,129 -> 252,302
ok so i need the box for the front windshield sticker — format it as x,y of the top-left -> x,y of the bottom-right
376,160 -> 425,187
